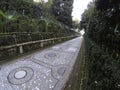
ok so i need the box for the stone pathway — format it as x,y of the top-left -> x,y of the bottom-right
0,36 -> 83,90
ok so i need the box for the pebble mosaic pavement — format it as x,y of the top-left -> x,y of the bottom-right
0,36 -> 83,90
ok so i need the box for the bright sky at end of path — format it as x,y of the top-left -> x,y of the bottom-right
72,0 -> 93,21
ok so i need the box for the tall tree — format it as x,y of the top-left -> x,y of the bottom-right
52,0 -> 73,27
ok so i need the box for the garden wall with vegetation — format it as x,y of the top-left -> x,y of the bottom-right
0,32 -> 78,61
80,0 -> 120,90
0,0 -> 79,61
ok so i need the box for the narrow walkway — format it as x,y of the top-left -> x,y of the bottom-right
0,36 -> 83,90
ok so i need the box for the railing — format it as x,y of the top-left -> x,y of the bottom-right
0,32 -> 78,47
0,32 -> 80,60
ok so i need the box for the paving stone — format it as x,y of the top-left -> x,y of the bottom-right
0,36 -> 83,90
0,61 -> 58,90
32,50 -> 74,66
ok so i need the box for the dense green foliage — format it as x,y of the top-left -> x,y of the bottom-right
52,0 -> 73,27
81,0 -> 120,90
0,0 -> 42,33
0,0 -> 74,33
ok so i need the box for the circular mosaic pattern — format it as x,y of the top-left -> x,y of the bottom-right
48,53 -> 57,57
44,52 -> 59,59
8,67 -> 34,85
52,65 -> 67,79
14,71 -> 27,79
57,67 -> 66,76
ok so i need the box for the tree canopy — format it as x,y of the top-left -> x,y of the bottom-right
52,0 -> 73,27
0,0 -> 75,33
